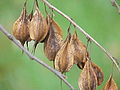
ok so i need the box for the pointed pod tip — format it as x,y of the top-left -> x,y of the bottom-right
103,74 -> 118,90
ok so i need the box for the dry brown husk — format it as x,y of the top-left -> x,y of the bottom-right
103,75 -> 118,90
78,60 -> 98,90
44,18 -> 63,61
92,62 -> 104,86
72,31 -> 88,69
13,2 -> 30,46
29,2 -> 48,51
55,33 -> 74,73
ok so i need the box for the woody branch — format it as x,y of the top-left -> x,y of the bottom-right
0,25 -> 74,90
42,0 -> 120,72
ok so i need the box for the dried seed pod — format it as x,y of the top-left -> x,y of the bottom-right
44,18 -> 63,61
72,31 -> 88,69
55,33 -> 74,73
92,62 -> 104,86
78,60 -> 98,90
29,1 -> 48,51
103,75 -> 118,90
13,2 -> 30,46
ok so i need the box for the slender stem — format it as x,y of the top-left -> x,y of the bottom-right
111,0 -> 120,13
0,25 -> 74,90
42,0 -> 120,72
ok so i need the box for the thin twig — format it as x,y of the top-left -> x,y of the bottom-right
42,0 -> 120,72
111,0 -> 120,13
0,25 -> 74,90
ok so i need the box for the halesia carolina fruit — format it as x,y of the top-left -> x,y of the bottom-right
13,2 -> 30,46
72,31 -> 88,69
78,60 -> 98,90
44,18 -> 63,61
55,33 -> 74,73
29,3 -> 48,52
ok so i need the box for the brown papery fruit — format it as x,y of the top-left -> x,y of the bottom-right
29,2 -> 48,52
72,31 -> 88,69
13,2 -> 29,46
55,33 -> 74,73
44,18 -> 63,61
78,60 -> 98,90
103,75 -> 118,90
92,62 -> 104,86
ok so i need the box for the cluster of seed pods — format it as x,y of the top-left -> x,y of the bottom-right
12,0 -> 118,90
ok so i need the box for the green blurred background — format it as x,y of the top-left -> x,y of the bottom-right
0,0 -> 120,90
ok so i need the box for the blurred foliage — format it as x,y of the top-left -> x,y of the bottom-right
0,0 -> 120,90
